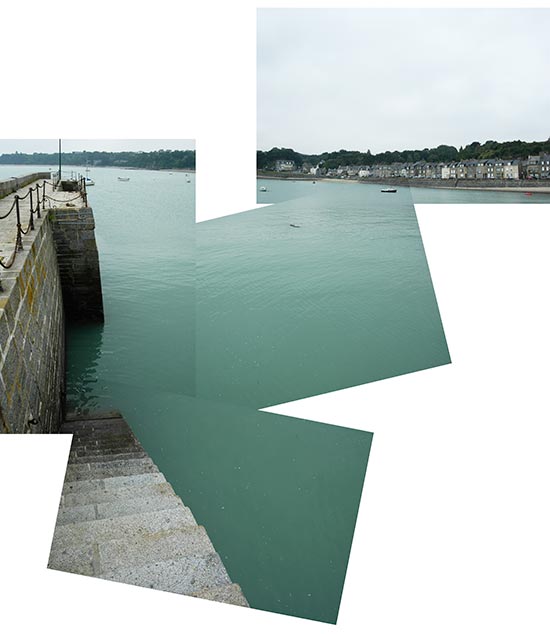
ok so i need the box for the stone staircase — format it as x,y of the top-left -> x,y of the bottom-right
48,412 -> 248,607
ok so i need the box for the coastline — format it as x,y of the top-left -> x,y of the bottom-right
258,174 -> 550,194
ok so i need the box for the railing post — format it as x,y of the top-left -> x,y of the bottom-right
15,197 -> 23,251
28,189 -> 35,230
36,184 -> 41,218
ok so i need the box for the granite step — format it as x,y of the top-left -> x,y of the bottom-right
65,423 -> 137,436
61,481 -> 176,508
68,433 -> 141,447
193,583 -> 250,608
52,507 -> 197,549
61,416 -> 133,429
50,411 -> 248,609
64,458 -> 158,482
61,420 -> 131,434
68,444 -> 143,456
65,411 -> 122,422
69,451 -> 148,464
98,526 -> 216,574
48,541 -> 96,576
56,492 -> 189,525
62,472 -> 167,496
100,552 -> 232,595
70,442 -> 144,455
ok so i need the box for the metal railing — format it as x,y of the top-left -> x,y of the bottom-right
0,176 -> 88,291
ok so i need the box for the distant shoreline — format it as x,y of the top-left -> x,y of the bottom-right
257,174 -> 550,194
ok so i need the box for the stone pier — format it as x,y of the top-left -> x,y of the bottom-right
50,205 -> 104,322
0,176 -> 103,433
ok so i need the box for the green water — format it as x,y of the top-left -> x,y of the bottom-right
66,165 -> 195,404
118,387 -> 371,624
257,176 -> 550,205
56,167 -> 458,623
198,180 -> 450,407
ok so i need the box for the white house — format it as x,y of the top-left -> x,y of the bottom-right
275,159 -> 296,172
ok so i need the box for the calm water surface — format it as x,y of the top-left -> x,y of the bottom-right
7,165 -> 514,621
198,179 -> 450,407
56,166 -> 370,623
257,176 -> 550,205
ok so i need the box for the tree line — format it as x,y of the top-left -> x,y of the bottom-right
0,150 -> 196,170
257,138 -> 550,170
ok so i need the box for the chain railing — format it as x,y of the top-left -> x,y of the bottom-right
0,176 -> 88,291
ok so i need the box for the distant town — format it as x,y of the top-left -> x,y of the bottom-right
257,139 -> 550,182
264,155 -> 550,181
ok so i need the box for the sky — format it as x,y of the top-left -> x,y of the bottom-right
257,8 -> 550,155
0,139 -> 194,154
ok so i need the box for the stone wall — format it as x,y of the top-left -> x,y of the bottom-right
359,177 -> 550,190
0,216 -> 65,433
0,173 -> 51,200
50,207 -> 104,323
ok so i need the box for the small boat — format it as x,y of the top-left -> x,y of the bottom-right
118,177 -> 130,182
259,186 -> 267,192
290,223 -> 300,228
381,188 -> 397,193
84,164 -> 95,186
524,192 -> 533,196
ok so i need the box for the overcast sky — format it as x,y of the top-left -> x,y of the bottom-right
258,8 -> 550,154
0,139 -> 194,154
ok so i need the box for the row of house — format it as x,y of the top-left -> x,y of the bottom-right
274,155 -> 550,180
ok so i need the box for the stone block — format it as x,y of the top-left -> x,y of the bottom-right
98,526 -> 216,574
64,458 -> 158,482
69,451 -> 148,464
193,584 -> 250,608
69,442 -> 143,457
96,493 -> 185,520
101,553 -> 231,595
61,481 -> 176,508
57,503 -> 97,526
47,542 -> 96,576
62,472 -> 166,497
52,507 -> 197,551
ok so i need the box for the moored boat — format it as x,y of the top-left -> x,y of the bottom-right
381,188 -> 397,193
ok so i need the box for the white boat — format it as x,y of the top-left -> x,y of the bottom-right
381,188 -> 397,193
259,186 -> 267,192
84,164 -> 95,186
118,177 -> 130,182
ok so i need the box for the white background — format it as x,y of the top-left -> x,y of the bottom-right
1,1 -> 549,633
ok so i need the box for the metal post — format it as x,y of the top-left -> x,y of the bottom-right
36,184 -> 41,218
15,197 -> 23,251
58,138 -> 62,185
28,189 -> 34,230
